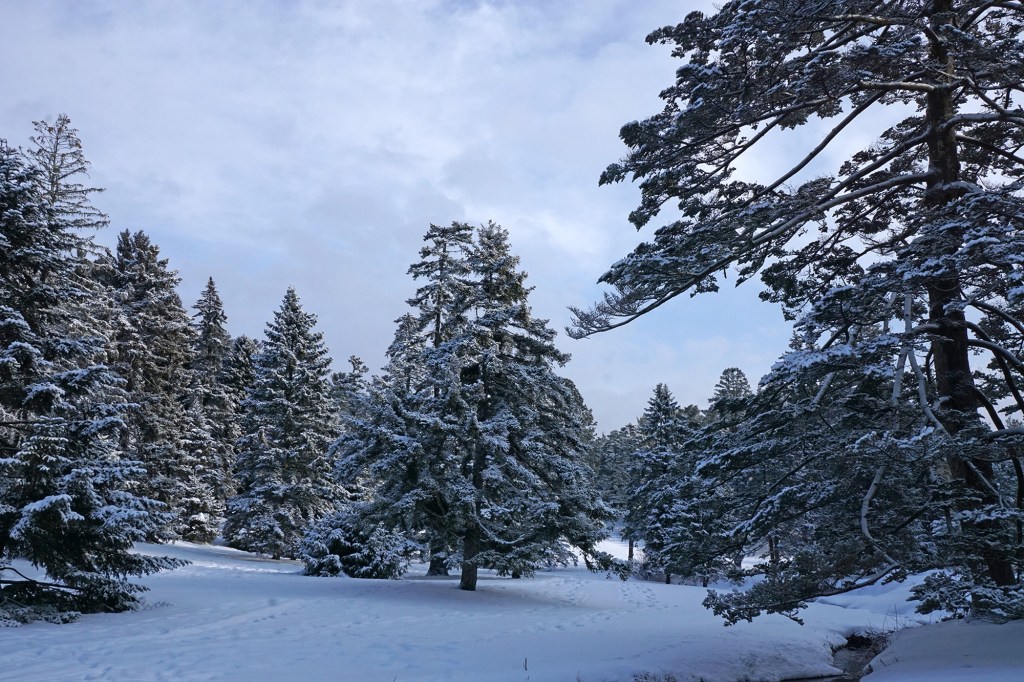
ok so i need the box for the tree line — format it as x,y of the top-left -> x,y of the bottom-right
5,0 -> 1024,629
1,117 -> 621,624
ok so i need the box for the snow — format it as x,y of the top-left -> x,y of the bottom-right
0,540 -> 1019,681
867,619 -> 1024,682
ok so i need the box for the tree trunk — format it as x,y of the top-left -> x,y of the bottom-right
924,1 -> 1015,587
427,541 -> 449,576
628,538 -> 634,561
460,354 -> 491,592
460,524 -> 480,591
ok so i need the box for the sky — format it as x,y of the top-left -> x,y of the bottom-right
0,0 -> 795,431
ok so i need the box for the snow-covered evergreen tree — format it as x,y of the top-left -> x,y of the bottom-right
99,230 -> 208,539
330,222 -> 613,589
331,277 -> 470,576
707,367 -> 753,421
586,424 -> 639,521
622,384 -> 692,581
224,288 -> 338,558
1,130 -> 180,625
23,114 -> 108,234
330,355 -> 369,422
571,1 -> 1024,620
177,277 -> 237,540
336,224 -> 477,577
454,222 -> 612,590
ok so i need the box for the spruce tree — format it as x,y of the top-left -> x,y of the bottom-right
1,131 -> 179,625
455,222 -> 612,590
623,384 -> 691,582
571,1 -> 1024,620
100,230 -> 206,539
329,223 -> 613,589
181,276 -> 236,536
224,288 -> 337,558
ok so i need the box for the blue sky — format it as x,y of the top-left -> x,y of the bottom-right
1,0 -> 793,430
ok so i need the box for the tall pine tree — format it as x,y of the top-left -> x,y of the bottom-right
100,230 -> 207,540
225,288 -> 337,558
572,1 -> 1024,620
1,125 -> 179,625
180,277 -> 237,539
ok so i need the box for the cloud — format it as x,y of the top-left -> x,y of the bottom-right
1,0 -> 795,430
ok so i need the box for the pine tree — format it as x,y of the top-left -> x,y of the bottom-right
455,222 -> 612,590
180,276 -> 237,536
375,223 -> 478,576
571,1 -> 1024,620
1,130 -> 179,625
23,113 -> 108,234
100,230 -> 205,539
586,424 -> 640,521
330,223 -> 613,589
623,384 -> 691,582
223,334 -> 260,407
330,355 -> 369,421
708,367 -> 753,420
224,288 -> 337,558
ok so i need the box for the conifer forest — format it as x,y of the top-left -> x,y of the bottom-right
2,1 -> 1024,680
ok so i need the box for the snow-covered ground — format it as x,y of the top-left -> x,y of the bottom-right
2,540 -> 1021,681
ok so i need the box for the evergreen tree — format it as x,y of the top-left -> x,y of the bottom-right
329,222 -> 613,589
586,424 -> 640,521
185,278 -> 237,515
355,223 -> 477,577
330,355 -> 369,422
23,113 -> 108,233
455,222 -> 612,590
224,288 -> 337,558
223,334 -> 260,407
708,367 -> 753,420
623,384 -> 691,581
1,131 -> 179,625
571,1 -> 1024,620
100,230 -> 205,539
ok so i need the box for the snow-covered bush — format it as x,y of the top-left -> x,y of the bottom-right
300,513 -> 410,579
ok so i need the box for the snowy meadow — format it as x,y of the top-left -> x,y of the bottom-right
0,540 -> 957,682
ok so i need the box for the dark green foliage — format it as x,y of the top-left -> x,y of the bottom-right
100,230 -> 209,540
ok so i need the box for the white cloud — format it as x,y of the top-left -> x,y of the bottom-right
1,0 -> 794,430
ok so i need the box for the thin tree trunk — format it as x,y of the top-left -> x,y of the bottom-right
461,358 -> 490,592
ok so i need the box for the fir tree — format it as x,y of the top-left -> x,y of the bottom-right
623,384 -> 691,582
23,113 -> 108,234
100,230 -> 206,539
181,274 -> 236,532
330,222 -> 613,589
224,288 -> 337,558
586,424 -> 640,522
456,222 -> 612,590
708,367 -> 753,420
1,131 -> 179,625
